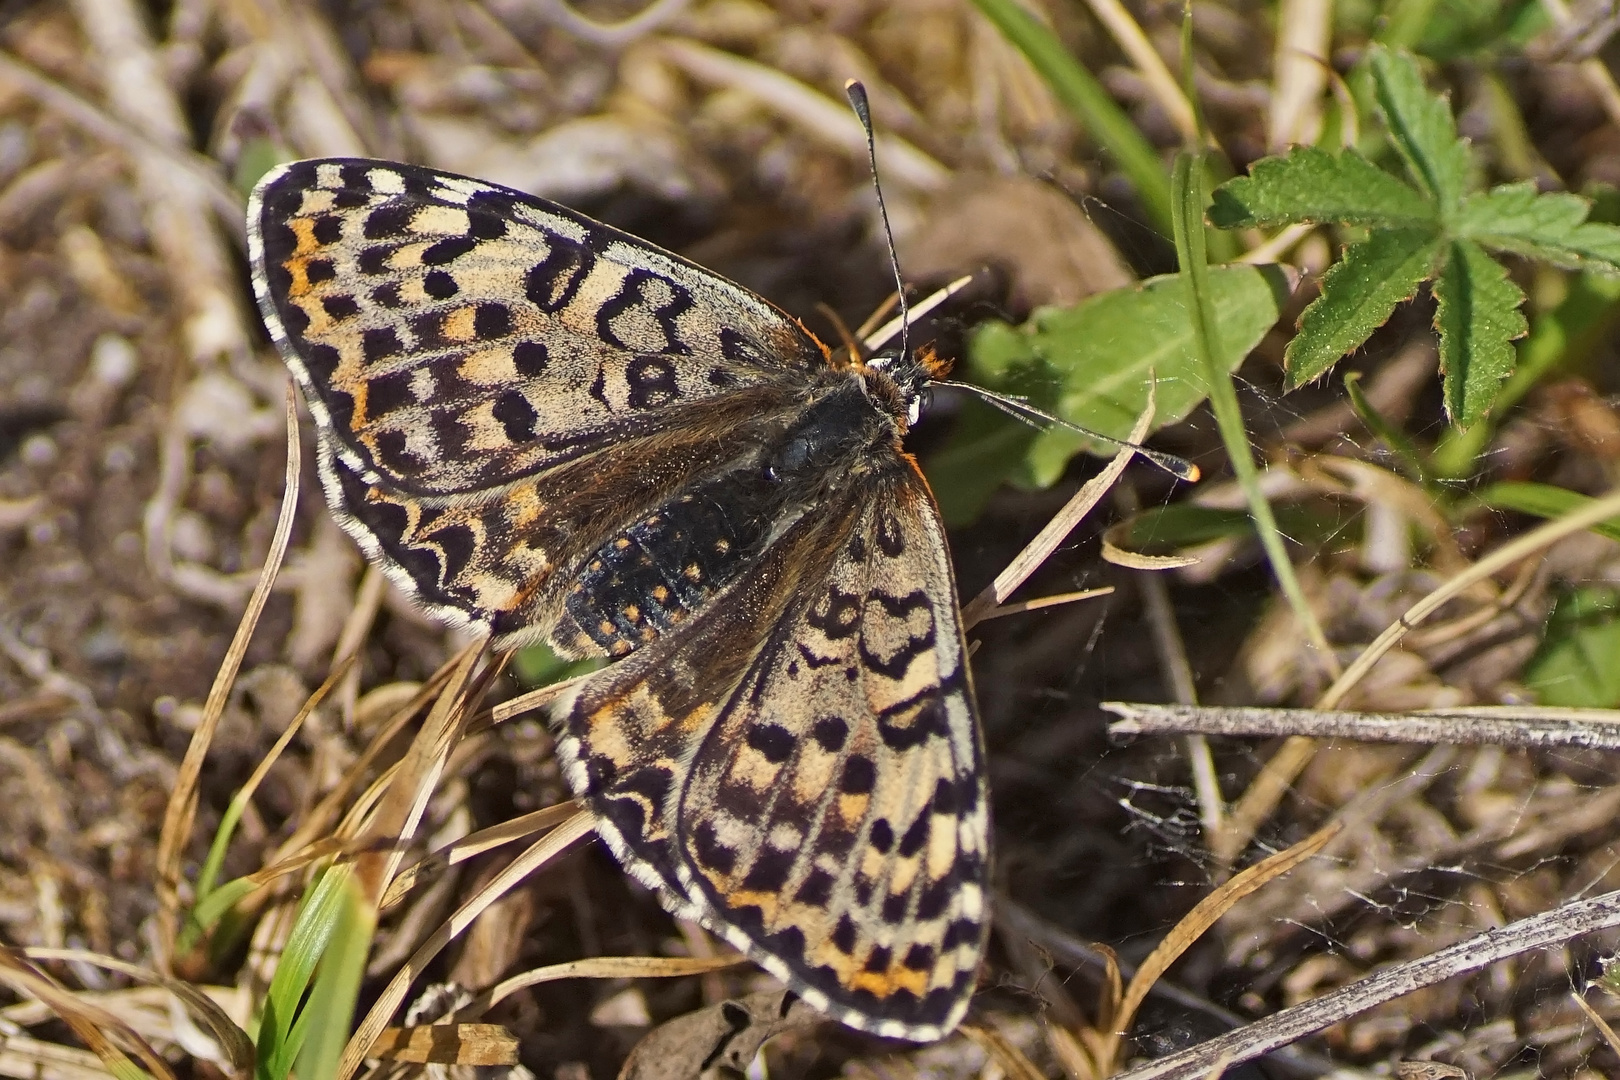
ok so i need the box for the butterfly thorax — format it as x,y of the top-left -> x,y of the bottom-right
553,371 -> 905,660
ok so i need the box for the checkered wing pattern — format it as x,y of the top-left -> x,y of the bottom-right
554,465 -> 986,1040
248,159 -> 822,643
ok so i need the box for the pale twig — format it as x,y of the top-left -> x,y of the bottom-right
0,49 -> 242,236
1112,888 -> 1620,1080
1541,0 -> 1620,129
1114,482 -> 1223,838
1105,703 -> 1620,751
1267,0 -> 1332,150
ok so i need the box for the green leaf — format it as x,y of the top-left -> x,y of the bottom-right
1208,146 -> 1435,229
1524,586 -> 1620,708
1475,481 -> 1620,543
1286,227 -> 1443,386
927,265 -> 1288,520
1366,46 -> 1471,211
1432,239 -> 1527,426
1454,183 -> 1620,271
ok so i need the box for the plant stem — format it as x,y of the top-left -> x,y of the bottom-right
1170,150 -> 1338,672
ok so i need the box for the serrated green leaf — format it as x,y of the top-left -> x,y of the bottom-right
1366,46 -> 1472,211
1208,146 -> 1435,229
1454,183 -> 1620,271
1286,227 -> 1443,386
1432,239 -> 1527,426
1524,586 -> 1620,708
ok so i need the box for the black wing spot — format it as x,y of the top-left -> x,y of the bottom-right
692,820 -> 737,874
332,188 -> 368,210
321,294 -> 359,321
304,258 -> 336,285
876,510 -> 905,557
863,946 -> 892,974
897,810 -> 930,858
363,204 -> 413,240
358,245 -> 394,274
811,715 -> 848,752
469,211 -> 508,240
491,390 -> 538,442
903,943 -> 937,972
423,269 -> 459,299
869,818 -> 894,852
311,215 -> 344,245
362,326 -> 404,364
744,722 -> 796,765
740,845 -> 794,892
281,300 -> 310,338
839,754 -> 876,794
830,914 -> 858,954
422,235 -> 479,265
474,302 -> 512,339
370,282 -> 403,308
794,868 -> 834,906
514,341 -> 549,376
430,522 -> 478,585
625,355 -> 680,410
707,367 -> 738,387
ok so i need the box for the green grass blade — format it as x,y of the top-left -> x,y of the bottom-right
257,865 -> 354,1080
1170,150 -> 1335,668
295,877 -> 374,1080
970,0 -> 1172,234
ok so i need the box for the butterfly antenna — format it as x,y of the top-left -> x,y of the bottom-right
845,79 -> 910,364
949,381 -> 1201,482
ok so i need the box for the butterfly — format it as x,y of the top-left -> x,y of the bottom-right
247,158 -> 987,1041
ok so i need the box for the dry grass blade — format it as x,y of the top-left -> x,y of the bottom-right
1098,823 -> 1340,1071
380,801 -> 584,910
1079,0 -> 1197,140
961,390 -> 1157,630
478,955 -> 746,1014
154,389 -> 300,969
1212,484 -> 1620,865
22,948 -> 252,1072
0,948 -> 175,1080
1569,989 -> 1620,1059
369,1022 -> 518,1065
351,638 -> 486,904
962,1023 -> 1049,1080
339,810 -> 595,1080
971,587 -> 1114,622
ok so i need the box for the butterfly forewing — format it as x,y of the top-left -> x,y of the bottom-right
248,157 -> 991,1042
249,159 -> 824,496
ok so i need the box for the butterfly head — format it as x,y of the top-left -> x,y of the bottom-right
863,343 -> 952,429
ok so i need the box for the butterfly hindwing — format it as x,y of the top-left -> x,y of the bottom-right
553,462 -> 987,1040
